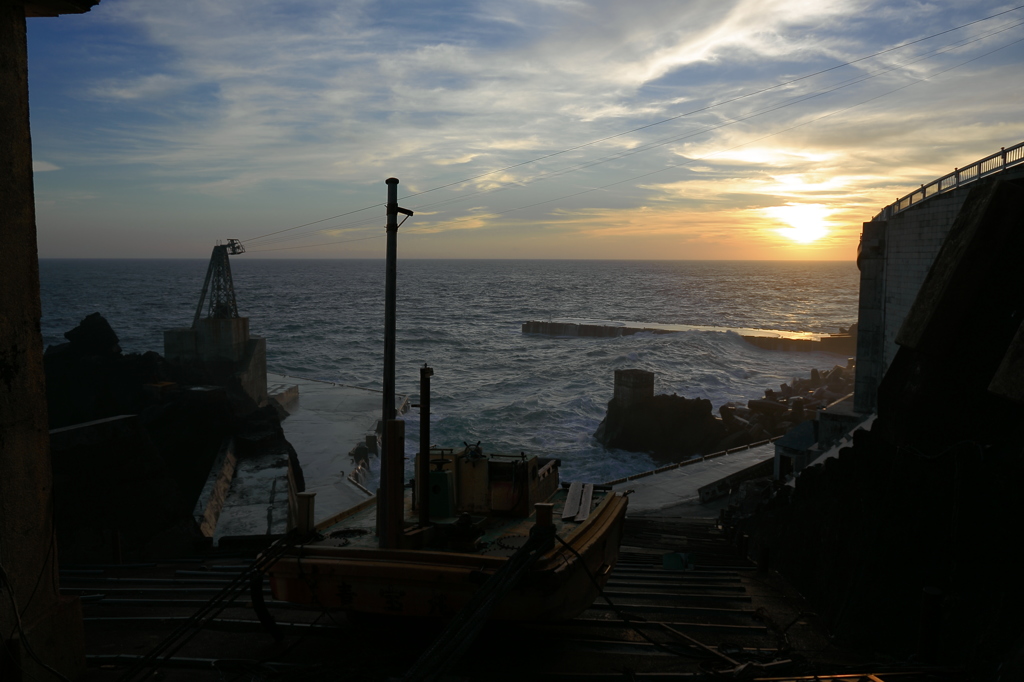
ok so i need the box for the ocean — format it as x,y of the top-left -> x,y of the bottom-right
39,259 -> 859,484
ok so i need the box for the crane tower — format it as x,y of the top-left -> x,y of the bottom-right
163,238 -> 268,410
192,238 -> 245,327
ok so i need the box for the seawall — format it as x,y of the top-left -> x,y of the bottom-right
523,319 -> 855,354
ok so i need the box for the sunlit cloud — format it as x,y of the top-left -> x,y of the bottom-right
762,203 -> 833,243
25,0 -> 1024,257
407,208 -> 500,234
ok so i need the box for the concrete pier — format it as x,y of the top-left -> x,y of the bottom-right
209,374 -> 408,545
523,319 -> 855,354
607,440 -> 777,515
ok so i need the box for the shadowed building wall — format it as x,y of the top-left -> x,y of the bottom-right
1,2 -> 99,679
855,162 -> 1024,413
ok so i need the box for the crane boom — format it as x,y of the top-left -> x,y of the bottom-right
191,239 -> 245,329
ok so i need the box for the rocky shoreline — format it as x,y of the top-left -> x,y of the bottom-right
594,360 -> 856,460
44,313 -> 298,562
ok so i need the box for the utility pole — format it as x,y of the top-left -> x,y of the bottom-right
382,178 -> 400,431
379,178 -> 413,546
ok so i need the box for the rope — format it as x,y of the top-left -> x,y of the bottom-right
116,531 -> 302,682
399,525 -> 556,682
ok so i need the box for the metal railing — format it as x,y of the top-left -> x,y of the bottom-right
874,141 -> 1024,220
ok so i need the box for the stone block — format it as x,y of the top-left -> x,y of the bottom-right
196,316 -> 249,363
613,368 -> 654,408
164,327 -> 197,363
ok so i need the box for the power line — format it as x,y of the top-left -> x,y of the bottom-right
393,15 -> 1024,219
247,214 -> 381,247
246,233 -> 384,253
399,17 -> 1024,217
244,204 -> 383,244
246,19 -> 1024,252
397,34 -> 1024,236
240,5 -> 1024,247
396,4 -> 1024,204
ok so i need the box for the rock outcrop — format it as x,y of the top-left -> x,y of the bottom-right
595,392 -> 726,458
43,313 -> 299,560
594,362 -> 857,460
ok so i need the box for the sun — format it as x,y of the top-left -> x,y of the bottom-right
763,204 -> 831,244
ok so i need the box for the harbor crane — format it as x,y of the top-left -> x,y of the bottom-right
192,239 -> 245,328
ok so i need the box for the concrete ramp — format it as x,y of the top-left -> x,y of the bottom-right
609,442 -> 776,515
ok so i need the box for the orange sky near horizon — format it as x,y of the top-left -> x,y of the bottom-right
26,1 -> 1024,260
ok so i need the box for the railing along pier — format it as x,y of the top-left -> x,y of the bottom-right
874,141 -> 1024,220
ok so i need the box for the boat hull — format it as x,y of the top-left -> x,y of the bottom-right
268,492 -> 627,621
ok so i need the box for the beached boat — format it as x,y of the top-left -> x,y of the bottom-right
265,177 -> 626,621
267,445 -> 627,620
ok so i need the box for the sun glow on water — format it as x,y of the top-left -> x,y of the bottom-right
763,204 -> 832,244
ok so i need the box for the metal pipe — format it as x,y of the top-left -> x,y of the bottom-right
418,364 -> 433,527
382,419 -> 405,548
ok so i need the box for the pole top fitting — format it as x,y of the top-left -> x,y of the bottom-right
386,177 -> 400,185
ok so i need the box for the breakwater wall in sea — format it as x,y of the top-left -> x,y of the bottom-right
522,320 -> 856,354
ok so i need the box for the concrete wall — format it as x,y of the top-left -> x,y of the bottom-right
0,5 -> 86,679
196,316 -> 249,363
854,221 -> 887,413
879,188 -> 973,371
613,369 -> 654,408
165,321 -> 266,409
238,336 -> 268,406
50,415 -> 195,563
164,326 -> 198,363
855,166 -> 1024,413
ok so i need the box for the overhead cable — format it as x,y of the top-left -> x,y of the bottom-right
242,7 -> 1024,251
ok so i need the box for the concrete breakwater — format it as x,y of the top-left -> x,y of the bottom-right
718,359 -> 856,447
522,319 -> 856,354
594,360 -> 856,461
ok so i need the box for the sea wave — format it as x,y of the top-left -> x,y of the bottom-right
40,258 -> 858,484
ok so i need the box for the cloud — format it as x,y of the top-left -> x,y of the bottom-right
28,0 -> 1024,257
33,161 -> 61,172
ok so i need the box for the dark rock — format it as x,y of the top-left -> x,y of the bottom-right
45,316 -> 173,429
236,403 -> 287,455
747,399 -> 789,416
64,312 -> 121,357
594,393 -> 726,459
50,415 -> 202,563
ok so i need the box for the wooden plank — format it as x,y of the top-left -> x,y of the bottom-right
562,481 -> 583,520
574,484 -> 594,522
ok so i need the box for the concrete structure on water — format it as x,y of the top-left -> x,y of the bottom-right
1,2 -> 100,680
612,368 -> 654,407
163,243 -> 268,409
164,316 -> 268,408
854,142 -> 1024,413
523,319 -> 856,354
771,142 -> 1024,480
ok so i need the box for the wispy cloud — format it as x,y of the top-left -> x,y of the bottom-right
27,0 -> 1024,257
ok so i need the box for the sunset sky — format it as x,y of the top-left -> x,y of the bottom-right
27,0 -> 1024,260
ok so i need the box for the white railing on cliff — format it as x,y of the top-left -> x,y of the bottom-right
874,141 -> 1024,220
